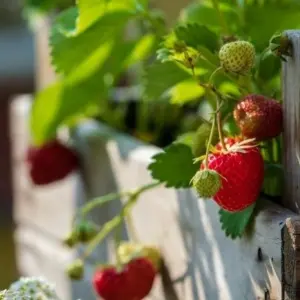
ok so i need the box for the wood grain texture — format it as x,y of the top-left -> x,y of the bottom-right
282,30 -> 300,214
11,94 -> 299,300
282,217 -> 300,300
73,121 -> 298,300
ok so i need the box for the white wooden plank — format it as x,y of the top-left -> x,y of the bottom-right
282,30 -> 300,214
10,95 -> 77,240
74,121 -> 297,300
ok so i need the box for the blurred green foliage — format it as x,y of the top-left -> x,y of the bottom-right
23,0 -> 298,238
25,0 -> 300,145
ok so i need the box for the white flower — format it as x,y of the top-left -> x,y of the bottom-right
0,277 -> 61,300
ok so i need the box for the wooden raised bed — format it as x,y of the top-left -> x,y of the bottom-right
10,26 -> 300,300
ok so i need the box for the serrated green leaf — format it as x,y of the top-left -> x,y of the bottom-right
170,80 -> 205,105
148,143 -> 199,188
50,8 -> 133,75
143,62 -> 191,100
31,36 -> 148,145
30,75 -> 106,145
219,203 -> 256,239
30,82 -> 64,144
125,34 -> 157,66
76,0 -> 147,33
179,1 -> 240,34
175,23 -> 219,53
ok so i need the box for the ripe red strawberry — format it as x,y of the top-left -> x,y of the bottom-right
26,139 -> 79,185
93,257 -> 156,300
233,94 -> 283,141
204,137 -> 264,212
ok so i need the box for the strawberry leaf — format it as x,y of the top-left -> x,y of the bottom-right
174,23 -> 219,53
31,34 -> 153,145
143,62 -> 191,101
219,203 -> 256,239
50,8 -> 133,75
76,0 -> 146,33
148,143 -> 199,188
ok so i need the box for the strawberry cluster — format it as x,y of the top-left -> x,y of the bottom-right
93,257 -> 156,300
66,242 -> 161,300
193,40 -> 283,212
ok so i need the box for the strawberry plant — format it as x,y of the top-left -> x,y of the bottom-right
23,0 -> 300,298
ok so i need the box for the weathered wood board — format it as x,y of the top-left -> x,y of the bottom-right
11,95 -> 297,300
282,30 -> 300,214
12,29 -> 300,300
74,121 -> 297,300
281,30 -> 300,299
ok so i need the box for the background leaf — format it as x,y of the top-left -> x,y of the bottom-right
143,62 -> 191,100
245,4 -> 300,51
76,0 -> 146,33
174,23 -> 219,52
179,1 -> 240,34
50,8 -> 133,74
148,143 -> 199,188
169,80 -> 205,105
31,33 -> 154,145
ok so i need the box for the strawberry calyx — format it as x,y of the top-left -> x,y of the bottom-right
94,262 -> 118,272
210,137 -> 259,155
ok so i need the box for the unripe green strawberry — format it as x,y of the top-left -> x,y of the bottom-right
192,123 -> 219,157
76,221 -> 98,243
219,41 -> 255,74
192,169 -> 222,198
66,259 -> 84,280
63,231 -> 79,248
63,221 -> 98,247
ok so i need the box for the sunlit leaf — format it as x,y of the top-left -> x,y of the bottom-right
148,143 -> 199,188
170,80 -> 205,104
76,0 -> 147,32
143,62 -> 191,101
50,8 -> 133,74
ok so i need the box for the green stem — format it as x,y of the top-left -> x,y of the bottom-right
205,115 -> 216,169
83,214 -> 123,260
81,192 -> 129,217
196,55 -> 250,95
272,138 -> 279,163
83,196 -> 138,259
267,140 -> 274,163
211,0 -> 229,35
209,67 -> 223,85
132,181 -> 161,196
81,182 -> 161,259
114,196 -> 128,267
216,96 -> 227,150
126,211 -> 139,242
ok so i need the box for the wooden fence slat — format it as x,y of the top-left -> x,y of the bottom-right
282,30 -> 300,214
282,218 -> 300,300
282,30 -> 300,299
